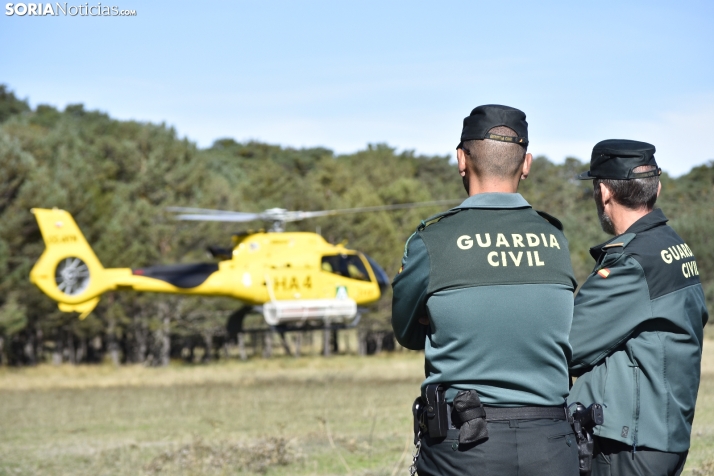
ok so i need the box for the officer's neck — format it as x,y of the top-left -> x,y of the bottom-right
466,174 -> 521,196
609,204 -> 652,236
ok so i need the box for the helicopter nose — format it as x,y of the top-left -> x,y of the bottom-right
378,279 -> 390,295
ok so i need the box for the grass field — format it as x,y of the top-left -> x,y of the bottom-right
1,341 -> 713,475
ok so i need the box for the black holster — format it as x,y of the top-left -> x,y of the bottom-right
451,390 -> 489,445
412,396 -> 425,444
570,403 -> 604,476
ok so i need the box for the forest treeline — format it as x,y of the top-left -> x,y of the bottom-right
0,85 -> 712,365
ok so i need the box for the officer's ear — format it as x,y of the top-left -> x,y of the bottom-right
520,153 -> 532,180
656,181 -> 661,197
599,182 -> 613,205
457,148 -> 468,177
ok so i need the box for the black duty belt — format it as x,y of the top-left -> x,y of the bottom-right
447,404 -> 568,427
482,405 -> 568,421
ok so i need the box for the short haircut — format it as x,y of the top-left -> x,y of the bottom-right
461,126 -> 527,179
593,165 -> 659,210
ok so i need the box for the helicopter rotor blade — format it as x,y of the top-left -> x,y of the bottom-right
166,207 -> 254,216
172,212 -> 263,222
283,199 -> 463,221
167,207 -> 264,222
167,199 -> 462,226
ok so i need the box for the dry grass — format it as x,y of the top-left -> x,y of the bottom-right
0,343 -> 712,475
0,350 -> 421,391
693,461 -> 714,476
0,352 -> 423,475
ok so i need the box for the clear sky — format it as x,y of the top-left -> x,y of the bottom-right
2,0 -> 713,176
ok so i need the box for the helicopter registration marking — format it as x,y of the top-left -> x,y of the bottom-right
47,234 -> 78,244
273,276 -> 312,291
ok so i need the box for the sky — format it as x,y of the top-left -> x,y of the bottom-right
2,0 -> 713,176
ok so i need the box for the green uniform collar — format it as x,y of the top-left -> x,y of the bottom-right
455,192 -> 531,210
624,208 -> 668,234
588,209 -> 669,260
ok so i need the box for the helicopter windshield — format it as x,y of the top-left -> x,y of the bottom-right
363,254 -> 391,294
321,254 -> 370,282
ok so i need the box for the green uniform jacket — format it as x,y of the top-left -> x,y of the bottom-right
392,193 -> 577,405
569,209 -> 709,453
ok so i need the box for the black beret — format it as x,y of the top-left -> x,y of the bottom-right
578,139 -> 661,180
457,104 -> 528,150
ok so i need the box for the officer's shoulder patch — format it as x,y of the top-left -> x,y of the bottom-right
536,210 -> 563,231
602,233 -> 637,253
417,209 -> 461,231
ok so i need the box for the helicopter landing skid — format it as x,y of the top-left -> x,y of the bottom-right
270,310 -> 362,333
259,298 -> 358,327
235,307 -> 363,334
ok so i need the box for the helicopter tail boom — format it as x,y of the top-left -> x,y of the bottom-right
29,208 -> 247,317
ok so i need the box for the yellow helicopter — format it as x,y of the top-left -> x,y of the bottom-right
29,201 -> 458,328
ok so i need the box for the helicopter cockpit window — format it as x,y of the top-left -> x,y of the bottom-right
364,254 -> 390,293
321,254 -> 371,282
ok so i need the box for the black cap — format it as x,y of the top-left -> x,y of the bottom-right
457,104 -> 529,150
578,139 -> 661,180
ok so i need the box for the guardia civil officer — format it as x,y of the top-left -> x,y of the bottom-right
392,104 -> 580,476
569,140 -> 709,476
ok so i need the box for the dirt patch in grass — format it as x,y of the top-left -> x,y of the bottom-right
143,437 -> 299,474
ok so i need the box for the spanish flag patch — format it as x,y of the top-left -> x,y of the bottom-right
597,268 -> 611,279
398,266 -> 404,274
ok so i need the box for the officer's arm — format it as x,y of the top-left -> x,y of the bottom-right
391,233 -> 430,350
569,255 -> 652,372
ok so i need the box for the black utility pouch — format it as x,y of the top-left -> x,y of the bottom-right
451,390 -> 489,445
424,384 -> 448,438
